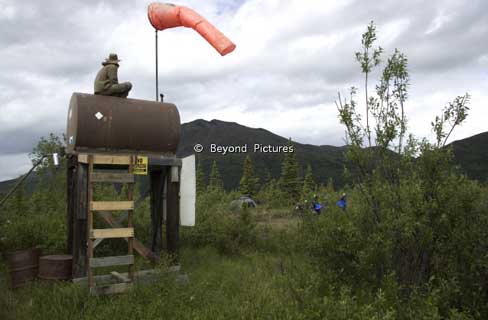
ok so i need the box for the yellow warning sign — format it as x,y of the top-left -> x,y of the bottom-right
134,156 -> 148,175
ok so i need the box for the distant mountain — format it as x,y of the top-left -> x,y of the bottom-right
0,178 -> 17,197
0,174 -> 37,198
177,119 -> 347,190
449,131 -> 488,183
1,120 -> 487,196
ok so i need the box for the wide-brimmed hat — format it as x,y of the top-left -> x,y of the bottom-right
103,53 -> 121,65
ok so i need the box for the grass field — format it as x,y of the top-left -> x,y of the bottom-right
0,210 -> 308,320
1,191 -> 486,319
1,246 -> 316,320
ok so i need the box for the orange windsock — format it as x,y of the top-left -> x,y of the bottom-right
148,3 -> 236,56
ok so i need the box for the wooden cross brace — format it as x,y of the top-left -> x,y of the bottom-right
94,211 -> 159,263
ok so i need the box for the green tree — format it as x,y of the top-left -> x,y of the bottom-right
313,21 -> 488,318
279,139 -> 301,202
355,21 -> 383,148
196,158 -> 206,195
208,160 -> 223,192
1,134 -> 67,252
263,169 -> 272,187
27,133 -> 67,215
239,155 -> 259,197
326,177 -> 334,194
301,164 -> 315,201
29,133 -> 65,172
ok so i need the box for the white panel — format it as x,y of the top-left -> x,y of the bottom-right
180,155 -> 196,226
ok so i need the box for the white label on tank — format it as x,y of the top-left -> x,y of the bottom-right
69,136 -> 74,145
95,112 -> 104,120
68,108 -> 72,119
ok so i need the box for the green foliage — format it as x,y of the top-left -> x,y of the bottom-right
279,139 -> 301,203
1,134 -> 67,252
208,160 -> 223,192
257,177 -> 289,208
239,155 -> 260,197
2,248 -> 472,320
355,20 -> 383,147
29,133 -> 65,171
195,158 -> 206,195
355,21 -> 383,74
182,189 -> 257,255
301,164 -> 316,201
321,21 -> 488,318
432,93 -> 470,148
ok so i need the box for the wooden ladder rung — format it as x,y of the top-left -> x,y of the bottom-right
90,201 -> 134,211
90,173 -> 135,183
89,255 -> 134,268
85,153 -> 136,295
90,228 -> 134,239
79,154 -> 132,165
90,283 -> 133,295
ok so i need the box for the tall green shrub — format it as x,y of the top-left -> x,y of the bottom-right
302,21 -> 488,318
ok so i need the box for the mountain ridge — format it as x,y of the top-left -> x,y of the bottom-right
1,120 -> 487,195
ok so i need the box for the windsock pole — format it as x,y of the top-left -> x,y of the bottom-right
155,30 -> 159,102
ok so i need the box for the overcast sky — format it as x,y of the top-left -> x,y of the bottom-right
0,0 -> 487,181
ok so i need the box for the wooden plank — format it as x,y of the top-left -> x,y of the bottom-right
93,155 -> 132,165
90,172 -> 134,183
79,154 -> 131,165
148,157 -> 182,167
91,228 -> 134,239
77,154 -> 88,164
73,267 -> 180,284
90,201 -> 134,211
90,283 -> 132,295
110,271 -> 130,283
89,255 -> 134,268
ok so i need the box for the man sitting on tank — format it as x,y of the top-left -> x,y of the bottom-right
94,53 -> 132,98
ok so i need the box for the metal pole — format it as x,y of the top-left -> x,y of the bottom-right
155,29 -> 159,102
0,155 -> 47,209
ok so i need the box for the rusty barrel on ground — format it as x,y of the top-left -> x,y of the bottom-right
66,92 -> 181,155
5,247 -> 42,289
38,255 -> 73,281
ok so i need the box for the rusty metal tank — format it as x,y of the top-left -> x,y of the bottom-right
5,247 -> 42,289
66,93 -> 181,155
38,255 -> 73,281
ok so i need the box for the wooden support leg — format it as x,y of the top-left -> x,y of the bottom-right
66,155 -> 76,255
72,161 -> 88,278
166,166 -> 180,261
149,169 -> 165,254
